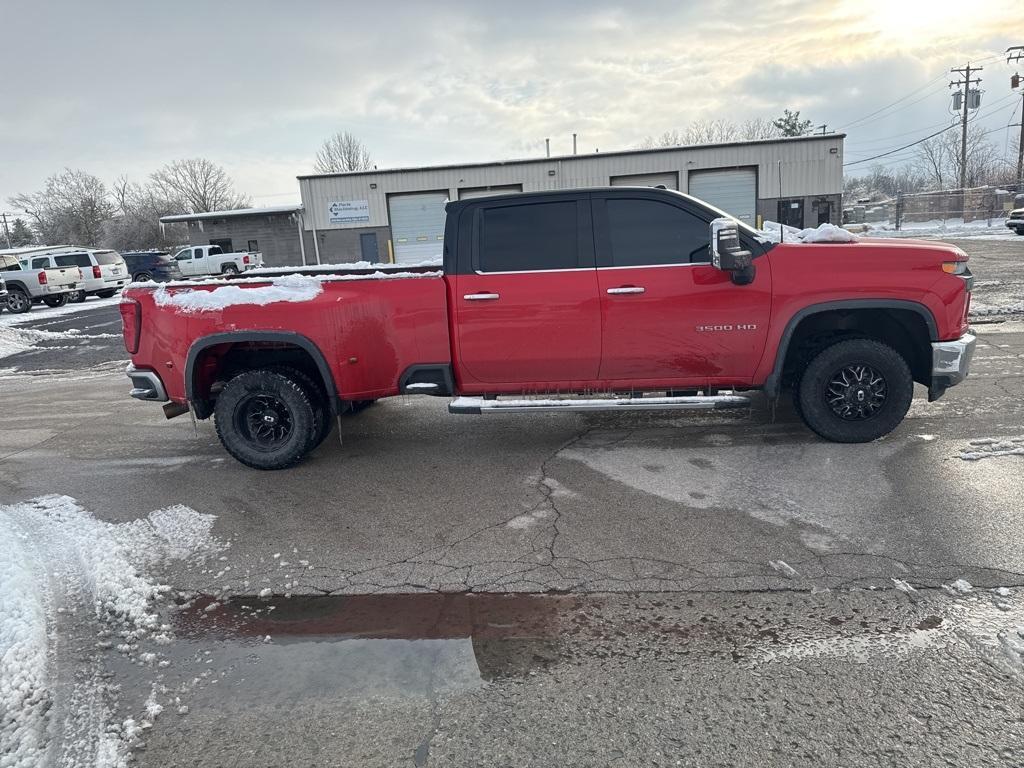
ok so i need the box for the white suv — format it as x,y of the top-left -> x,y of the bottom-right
42,249 -> 129,301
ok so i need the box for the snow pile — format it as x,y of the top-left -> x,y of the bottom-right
759,221 -> 860,244
153,273 -> 324,313
969,301 -> 1024,318
768,560 -> 798,578
944,578 -> 974,595
0,523 -> 49,768
864,218 -> 1019,241
0,495 -> 223,766
959,436 -> 1024,461
0,324 -> 120,361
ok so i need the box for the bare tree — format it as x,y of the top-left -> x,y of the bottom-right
913,126 -> 1002,190
9,168 -> 114,245
314,131 -> 374,173
103,175 -> 188,251
740,117 -> 781,140
638,117 -> 782,149
150,158 -> 251,213
914,134 -> 948,189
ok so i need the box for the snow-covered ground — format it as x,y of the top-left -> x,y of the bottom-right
0,496 -> 223,767
0,295 -> 121,327
0,296 -> 122,360
857,218 -> 1021,241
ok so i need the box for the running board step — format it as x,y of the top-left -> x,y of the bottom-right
448,395 -> 751,415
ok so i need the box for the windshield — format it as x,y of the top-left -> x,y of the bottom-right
0,254 -> 20,270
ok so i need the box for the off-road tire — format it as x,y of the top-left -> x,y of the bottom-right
68,290 -> 87,303
5,287 -> 31,314
266,365 -> 332,450
43,294 -> 69,308
214,369 -> 318,470
96,289 -> 117,298
796,338 -> 913,443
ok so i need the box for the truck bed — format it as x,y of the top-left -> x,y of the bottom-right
124,265 -> 450,403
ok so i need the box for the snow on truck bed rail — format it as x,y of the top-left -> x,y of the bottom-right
144,269 -> 442,313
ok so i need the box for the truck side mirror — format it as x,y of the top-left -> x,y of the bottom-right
710,219 -> 755,285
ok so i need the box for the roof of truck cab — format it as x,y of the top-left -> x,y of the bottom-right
443,185 -> 703,211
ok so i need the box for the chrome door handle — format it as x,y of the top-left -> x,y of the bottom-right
464,292 -> 500,301
606,286 -> 645,295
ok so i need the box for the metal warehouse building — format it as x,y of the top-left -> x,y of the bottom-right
162,134 -> 843,267
299,134 -> 843,265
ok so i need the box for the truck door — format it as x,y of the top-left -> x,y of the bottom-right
172,248 -> 198,276
453,196 -> 601,386
593,192 -> 771,385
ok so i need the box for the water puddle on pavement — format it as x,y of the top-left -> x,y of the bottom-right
170,593 -> 579,695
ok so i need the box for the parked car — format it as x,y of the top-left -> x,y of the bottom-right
121,187 -> 976,469
170,245 -> 263,278
1004,208 -> 1024,235
0,253 -> 80,313
32,249 -> 129,302
120,250 -> 181,283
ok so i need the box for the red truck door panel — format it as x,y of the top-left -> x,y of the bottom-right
454,197 -> 600,385
593,194 -> 772,384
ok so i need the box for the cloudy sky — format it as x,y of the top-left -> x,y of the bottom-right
0,0 -> 1016,210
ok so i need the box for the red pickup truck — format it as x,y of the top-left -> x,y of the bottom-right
121,187 -> 975,469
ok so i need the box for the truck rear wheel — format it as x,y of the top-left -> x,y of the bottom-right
795,338 -> 913,443
222,264 -> 239,275
266,366 -> 332,450
43,294 -> 69,308
214,369 -> 318,470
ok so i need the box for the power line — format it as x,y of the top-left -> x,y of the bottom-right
843,123 -> 957,166
839,73 -> 950,129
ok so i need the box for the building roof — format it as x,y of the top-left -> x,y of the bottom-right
297,133 -> 846,181
160,204 -> 302,224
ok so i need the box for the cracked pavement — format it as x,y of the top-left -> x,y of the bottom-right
2,238 -> 1023,766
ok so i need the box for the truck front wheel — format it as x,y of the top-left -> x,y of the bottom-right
5,287 -> 31,314
795,338 -> 913,443
214,369 -> 318,470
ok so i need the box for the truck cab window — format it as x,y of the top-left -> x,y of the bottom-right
478,201 -> 577,272
175,249 -> 190,260
606,198 -> 709,266
32,257 -> 50,269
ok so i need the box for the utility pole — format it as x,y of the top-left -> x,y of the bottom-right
949,62 -> 982,190
1,213 -> 11,249
1007,47 -> 1024,191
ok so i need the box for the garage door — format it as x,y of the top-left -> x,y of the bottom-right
458,185 -> 523,199
687,168 -> 756,225
388,192 -> 448,264
610,172 -> 678,190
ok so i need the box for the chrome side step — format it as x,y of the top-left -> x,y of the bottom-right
448,394 -> 751,415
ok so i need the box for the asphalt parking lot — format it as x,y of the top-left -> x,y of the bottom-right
1,237 -> 1023,767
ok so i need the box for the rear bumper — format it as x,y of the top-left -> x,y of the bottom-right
929,332 -> 976,399
126,363 -> 169,402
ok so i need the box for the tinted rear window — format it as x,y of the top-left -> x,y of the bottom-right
55,253 -> 92,268
478,201 -> 577,272
93,251 -> 121,265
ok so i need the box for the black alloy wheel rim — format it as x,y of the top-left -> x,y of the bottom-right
236,394 -> 294,450
825,364 -> 887,420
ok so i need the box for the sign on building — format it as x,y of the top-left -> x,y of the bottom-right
328,200 -> 370,224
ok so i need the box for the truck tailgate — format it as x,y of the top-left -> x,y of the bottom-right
46,266 -> 80,288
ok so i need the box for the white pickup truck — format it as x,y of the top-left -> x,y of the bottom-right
0,254 -> 80,313
170,245 -> 263,277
